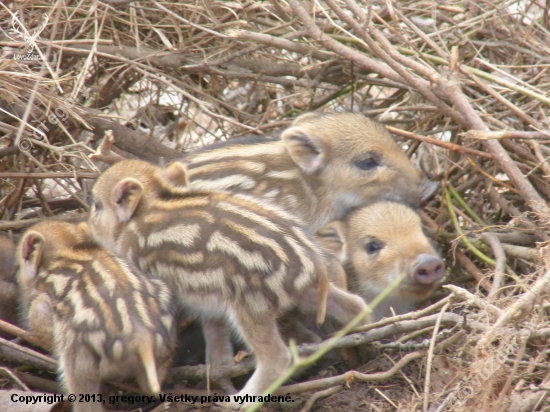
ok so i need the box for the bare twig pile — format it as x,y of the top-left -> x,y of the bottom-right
1,0 -> 550,411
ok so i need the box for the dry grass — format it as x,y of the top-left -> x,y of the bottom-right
1,1 -> 550,411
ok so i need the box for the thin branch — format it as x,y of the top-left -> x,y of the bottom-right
454,250 -> 493,292
481,233 -> 507,297
440,56 -> 550,219
0,320 -> 50,351
423,302 -> 450,412
0,337 -> 56,372
478,268 -> 550,347
0,368 -> 30,391
226,29 -> 334,60
387,126 -> 493,159
298,386 -> 341,412
443,285 -> 503,317
284,0 -> 407,85
278,330 -> 464,395
462,130 -> 550,140
325,0 -> 463,124
0,172 -> 97,179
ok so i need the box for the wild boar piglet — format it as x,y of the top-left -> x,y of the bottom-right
182,112 -> 437,232
17,220 -> 175,412
87,159 -> 369,410
0,234 -> 19,334
318,202 -> 445,321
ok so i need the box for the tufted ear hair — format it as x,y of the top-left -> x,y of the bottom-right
112,178 -> 144,222
281,127 -> 327,174
162,162 -> 189,187
76,222 -> 92,239
19,231 -> 45,280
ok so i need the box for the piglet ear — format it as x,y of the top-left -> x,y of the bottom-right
19,231 -> 45,280
281,127 -> 327,174
317,221 -> 349,265
162,162 -> 189,187
112,178 -> 144,222
76,222 -> 92,239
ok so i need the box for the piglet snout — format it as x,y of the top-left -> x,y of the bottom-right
413,254 -> 445,285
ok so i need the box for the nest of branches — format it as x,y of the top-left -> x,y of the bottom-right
1,0 -> 550,411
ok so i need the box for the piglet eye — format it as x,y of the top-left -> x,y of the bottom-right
93,201 -> 102,212
355,158 -> 379,170
365,241 -> 383,254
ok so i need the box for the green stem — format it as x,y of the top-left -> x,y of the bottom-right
448,184 -> 486,226
246,271 -> 408,412
445,188 -> 496,266
393,46 -> 550,107
328,29 -> 550,106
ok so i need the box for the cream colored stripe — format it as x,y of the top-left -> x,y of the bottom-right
222,218 -> 288,264
66,284 -> 99,328
284,235 -> 315,290
207,231 -> 269,272
45,274 -> 71,297
83,272 -> 117,332
133,291 -> 155,329
189,175 -> 256,191
116,297 -> 133,335
92,261 -> 117,296
216,201 -> 282,233
186,142 -> 284,163
265,169 -> 300,180
147,224 -> 201,248
190,160 -> 266,174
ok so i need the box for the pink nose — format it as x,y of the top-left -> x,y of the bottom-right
413,254 -> 445,285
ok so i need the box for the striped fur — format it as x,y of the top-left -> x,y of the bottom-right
181,112 -> 433,232
88,159 -> 368,409
17,221 -> 175,412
